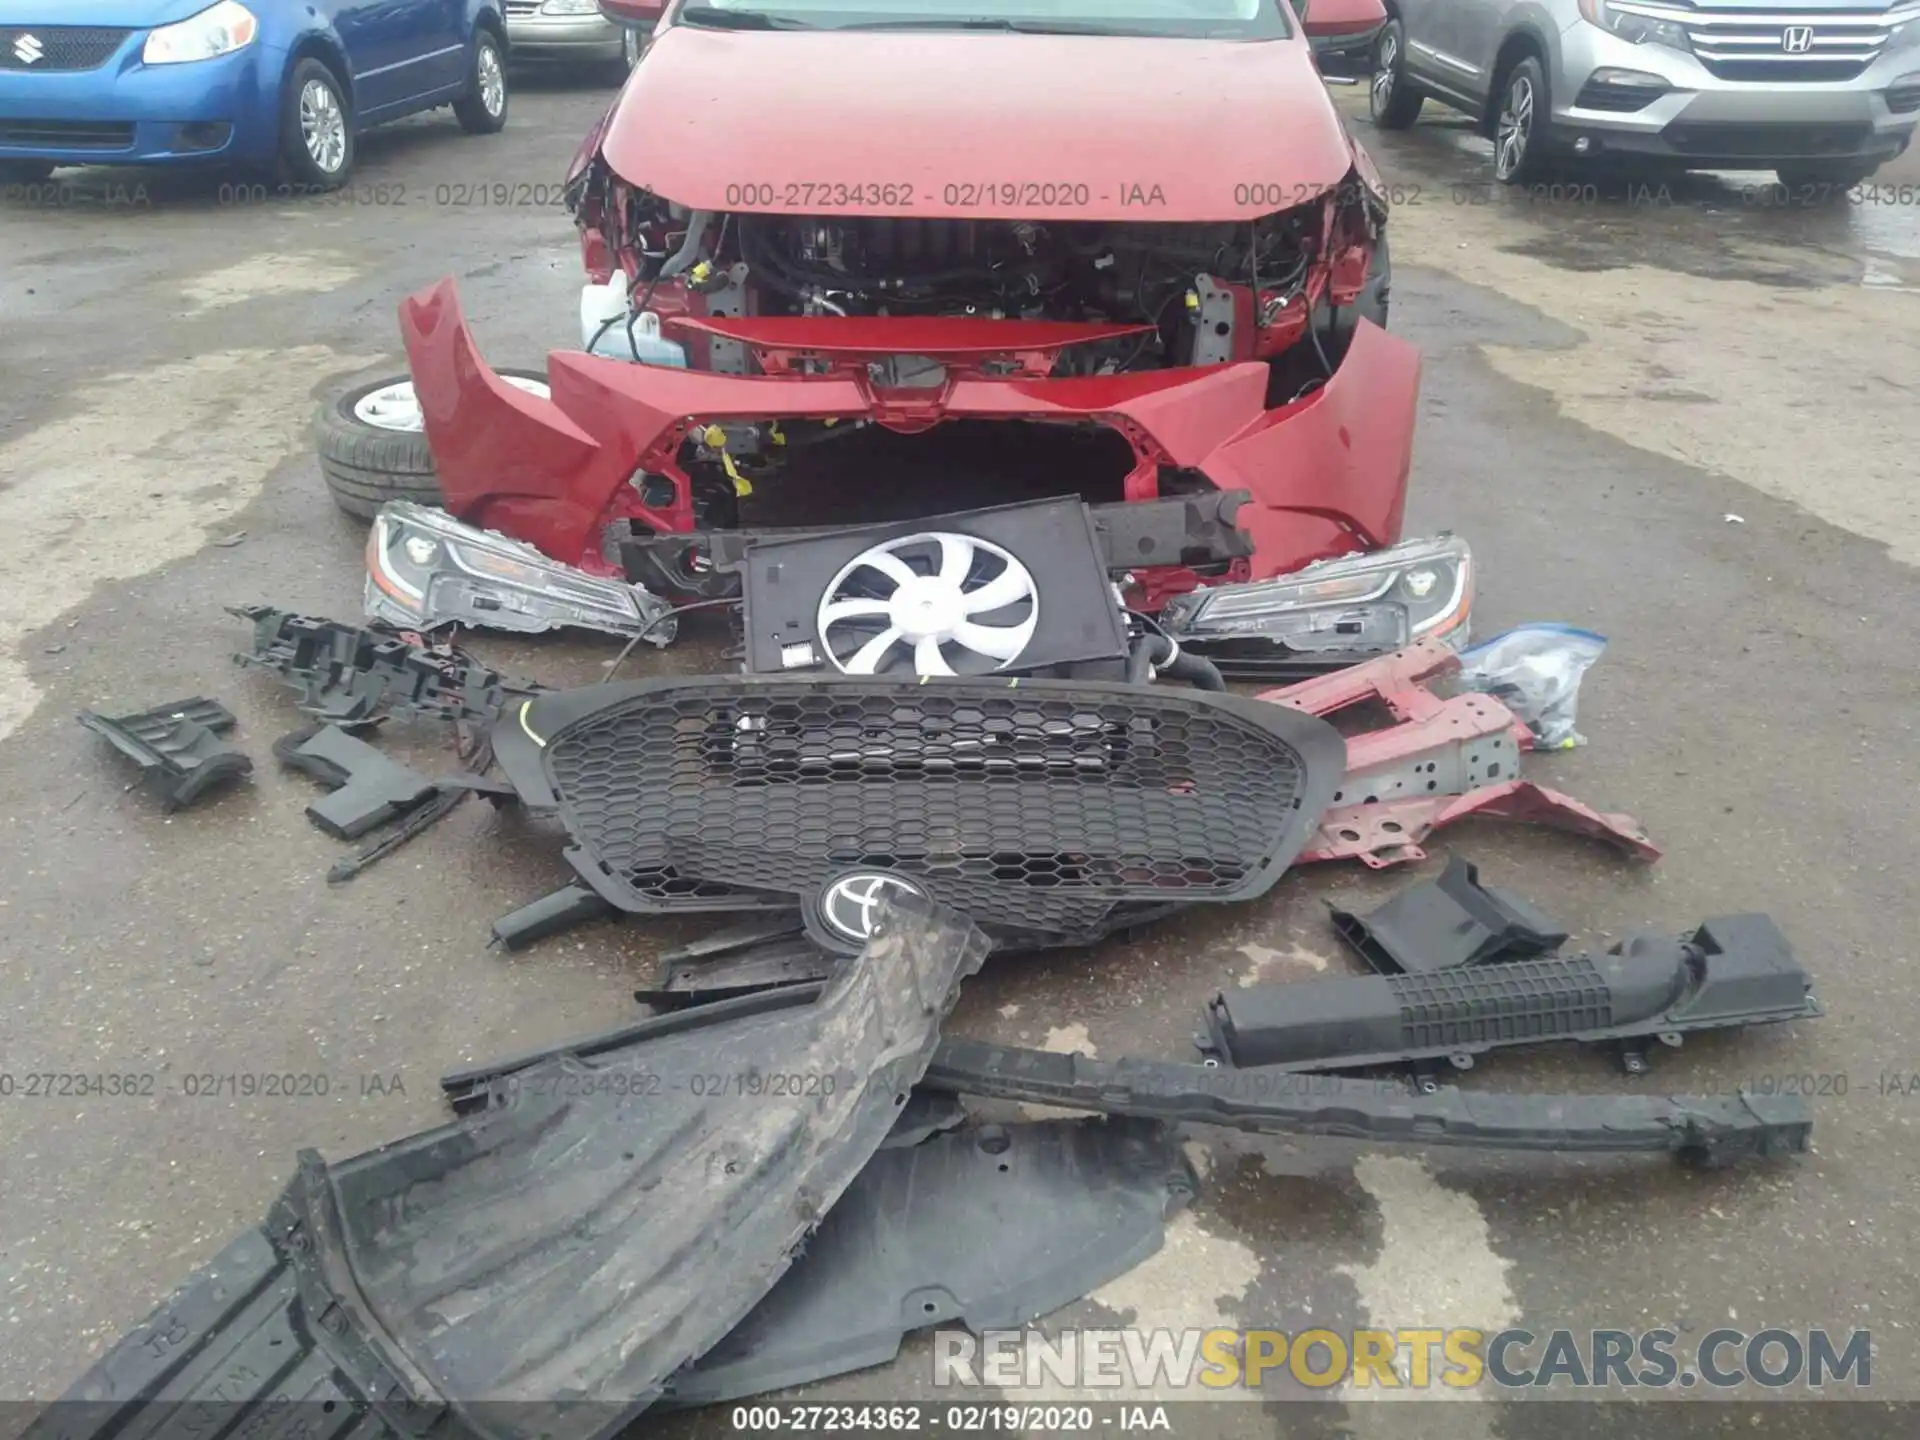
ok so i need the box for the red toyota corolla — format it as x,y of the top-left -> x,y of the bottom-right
398,0 -> 1425,614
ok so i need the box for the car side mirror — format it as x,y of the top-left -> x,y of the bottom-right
1299,0 -> 1387,44
1299,0 -> 1386,77
601,0 -> 667,22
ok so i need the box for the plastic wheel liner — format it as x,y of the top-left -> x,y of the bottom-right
664,1116 -> 1197,1407
30,896 -> 989,1440
489,675 -> 1346,951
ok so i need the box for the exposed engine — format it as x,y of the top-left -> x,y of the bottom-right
736,213 -> 1311,371
568,164 -> 1381,378
560,163 -> 1388,530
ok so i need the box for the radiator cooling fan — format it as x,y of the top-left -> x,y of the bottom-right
816,531 -> 1039,677
735,497 -> 1132,680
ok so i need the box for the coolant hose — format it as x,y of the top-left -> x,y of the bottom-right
1126,635 -> 1170,686
1160,649 -> 1226,691
658,210 -> 715,279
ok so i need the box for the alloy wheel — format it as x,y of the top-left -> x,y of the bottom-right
478,41 -> 506,118
1371,32 -> 1397,114
300,78 -> 347,174
1495,74 -> 1533,180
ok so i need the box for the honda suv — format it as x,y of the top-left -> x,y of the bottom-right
1368,0 -> 1920,188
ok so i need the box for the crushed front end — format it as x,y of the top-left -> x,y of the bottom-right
400,128 -> 1419,603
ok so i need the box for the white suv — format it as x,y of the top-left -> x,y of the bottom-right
1367,0 -> 1920,188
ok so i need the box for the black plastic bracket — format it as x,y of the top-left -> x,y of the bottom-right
78,697 -> 252,811
1329,854 -> 1569,973
278,724 -> 516,841
617,492 -> 1255,601
232,605 -> 532,725
1202,913 -> 1822,1076
490,883 -> 618,951
635,919 -> 836,1008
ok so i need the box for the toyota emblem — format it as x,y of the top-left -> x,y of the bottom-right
817,871 -> 928,944
13,33 -> 45,64
1781,25 -> 1814,52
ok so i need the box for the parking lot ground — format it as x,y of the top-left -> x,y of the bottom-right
1,75 -> 1917,1432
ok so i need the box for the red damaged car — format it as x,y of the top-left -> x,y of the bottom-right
369,0 -> 1471,654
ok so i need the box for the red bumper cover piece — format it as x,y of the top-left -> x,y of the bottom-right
398,278 -> 1417,579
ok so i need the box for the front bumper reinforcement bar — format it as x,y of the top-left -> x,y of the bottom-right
440,995 -> 1809,1168
920,1039 -> 1809,1167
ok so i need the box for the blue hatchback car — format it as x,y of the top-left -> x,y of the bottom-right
0,0 -> 511,188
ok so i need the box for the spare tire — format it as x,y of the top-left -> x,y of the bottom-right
314,369 -> 551,521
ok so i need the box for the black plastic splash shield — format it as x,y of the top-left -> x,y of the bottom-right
76,696 -> 252,811
1202,914 -> 1820,1074
37,898 -> 989,1440
489,674 -> 1345,939
1330,853 -> 1569,974
663,1118 -> 1196,1407
20,1173 -> 404,1440
920,1039 -> 1811,1167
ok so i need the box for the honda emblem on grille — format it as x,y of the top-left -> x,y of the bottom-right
1781,25 -> 1815,52
817,871 -> 929,944
13,33 -> 45,64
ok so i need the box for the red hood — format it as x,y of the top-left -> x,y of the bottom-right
601,28 -> 1355,221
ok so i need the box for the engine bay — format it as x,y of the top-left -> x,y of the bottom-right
567,164 -> 1385,378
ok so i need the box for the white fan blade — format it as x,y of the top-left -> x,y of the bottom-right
857,550 -> 918,589
845,627 -> 904,674
952,620 -> 1029,661
960,567 -> 1033,616
914,637 -> 955,676
937,533 -> 977,584
819,597 -> 892,629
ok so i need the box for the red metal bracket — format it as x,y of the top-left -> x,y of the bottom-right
1298,781 -> 1663,870
1261,641 -> 1659,869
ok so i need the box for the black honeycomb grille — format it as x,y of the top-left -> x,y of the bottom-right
0,27 -> 130,71
535,679 -> 1339,932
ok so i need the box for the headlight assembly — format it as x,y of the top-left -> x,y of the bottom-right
1577,0 -> 1691,52
366,502 -> 680,644
1160,534 -> 1473,662
143,1 -> 258,64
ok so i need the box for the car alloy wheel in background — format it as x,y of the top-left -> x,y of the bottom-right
478,43 -> 505,118
301,78 -> 347,175
1371,30 -> 1396,110
1367,19 -> 1423,129
454,32 -> 510,133
278,58 -> 354,188
1494,58 -> 1551,184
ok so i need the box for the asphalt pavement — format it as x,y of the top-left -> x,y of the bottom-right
0,66 -> 1917,1436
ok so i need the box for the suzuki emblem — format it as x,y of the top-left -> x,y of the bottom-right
1781,25 -> 1815,52
817,871 -> 928,944
13,33 -> 45,64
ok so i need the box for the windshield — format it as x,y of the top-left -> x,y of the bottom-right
671,0 -> 1292,40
